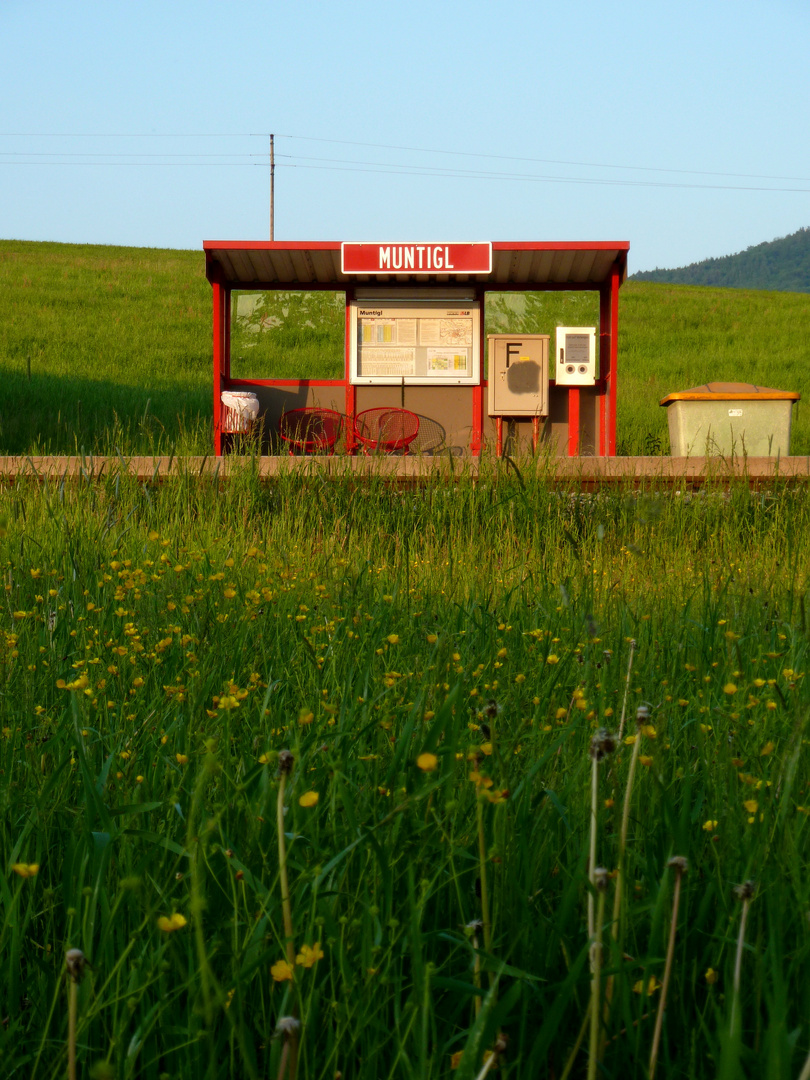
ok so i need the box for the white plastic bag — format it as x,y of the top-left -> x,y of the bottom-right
221,391 -> 260,432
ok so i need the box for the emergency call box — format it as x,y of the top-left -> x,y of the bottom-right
555,327 -> 597,386
487,335 -> 549,417
349,290 -> 481,385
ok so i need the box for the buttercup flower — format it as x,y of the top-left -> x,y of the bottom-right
271,959 -> 294,982
299,790 -> 319,808
295,942 -> 324,968
157,913 -> 187,932
12,863 -> 39,878
416,752 -> 438,772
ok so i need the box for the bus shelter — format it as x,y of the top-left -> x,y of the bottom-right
203,240 -> 629,457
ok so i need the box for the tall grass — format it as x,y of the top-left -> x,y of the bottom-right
2,240 -> 809,455
1,465 -> 809,1077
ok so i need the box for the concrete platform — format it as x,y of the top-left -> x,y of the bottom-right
1,454 -> 809,489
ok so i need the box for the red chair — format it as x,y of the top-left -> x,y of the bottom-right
278,408 -> 344,455
353,408 -> 420,455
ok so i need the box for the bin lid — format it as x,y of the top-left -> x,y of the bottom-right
660,382 -> 800,407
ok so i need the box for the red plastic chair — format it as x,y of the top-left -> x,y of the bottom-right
353,408 -> 420,455
278,408 -> 343,455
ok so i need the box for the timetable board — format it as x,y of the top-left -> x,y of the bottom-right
349,295 -> 481,385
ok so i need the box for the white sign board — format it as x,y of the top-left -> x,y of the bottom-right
349,296 -> 481,385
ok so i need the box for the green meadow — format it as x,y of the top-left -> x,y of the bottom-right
2,240 -> 810,1078
1,239 -> 809,456
1,465 -> 810,1079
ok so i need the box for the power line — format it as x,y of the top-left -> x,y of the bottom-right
4,154 -> 807,194
2,130 -> 807,185
273,133 -> 810,186
272,159 -> 810,194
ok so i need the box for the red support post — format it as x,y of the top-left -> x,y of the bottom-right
609,263 -> 620,456
224,286 -> 231,381
568,388 -> 580,457
599,286 -> 609,456
471,296 -> 486,455
344,290 -> 356,452
213,279 -> 225,456
471,387 -> 484,455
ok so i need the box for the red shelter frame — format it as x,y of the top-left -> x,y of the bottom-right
204,240 -> 629,457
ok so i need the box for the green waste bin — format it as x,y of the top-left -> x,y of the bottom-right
660,382 -> 800,457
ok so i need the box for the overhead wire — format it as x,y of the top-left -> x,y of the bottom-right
1,132 -> 809,192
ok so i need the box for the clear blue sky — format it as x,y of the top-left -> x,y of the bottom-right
2,0 -> 808,273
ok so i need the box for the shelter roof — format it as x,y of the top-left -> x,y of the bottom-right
203,241 -> 629,289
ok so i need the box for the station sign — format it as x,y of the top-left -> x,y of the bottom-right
341,242 -> 492,275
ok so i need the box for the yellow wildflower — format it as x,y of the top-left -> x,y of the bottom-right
295,942 -> 324,968
271,959 -> 294,982
157,913 -> 187,932
12,863 -> 39,878
416,752 -> 438,772
299,791 -> 319,808
702,820 -> 718,832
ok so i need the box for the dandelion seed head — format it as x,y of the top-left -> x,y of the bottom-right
66,948 -> 87,982
589,729 -> 616,761
734,880 -> 756,902
593,867 -> 609,891
275,1015 -> 301,1036
277,749 -> 294,775
635,704 -> 650,726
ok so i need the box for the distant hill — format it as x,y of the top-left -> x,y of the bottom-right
631,226 -> 810,293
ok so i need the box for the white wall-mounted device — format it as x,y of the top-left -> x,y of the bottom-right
487,334 -> 549,416
555,327 -> 597,386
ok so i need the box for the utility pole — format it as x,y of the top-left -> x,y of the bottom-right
269,133 -> 275,241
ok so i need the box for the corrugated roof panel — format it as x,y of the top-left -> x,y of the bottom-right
551,249 -> 577,283
490,249 -> 514,284
310,249 -> 341,284
272,250 -> 298,283
230,249 -> 260,284
287,250 -> 314,283
217,250 -> 239,283
533,250 -> 556,283
587,251 -> 613,282
510,249 -> 534,283
570,249 -> 597,282
203,242 -> 628,287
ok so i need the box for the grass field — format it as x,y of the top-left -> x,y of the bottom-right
1,239 -> 809,456
2,239 -> 810,1078
1,465 -> 810,1078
